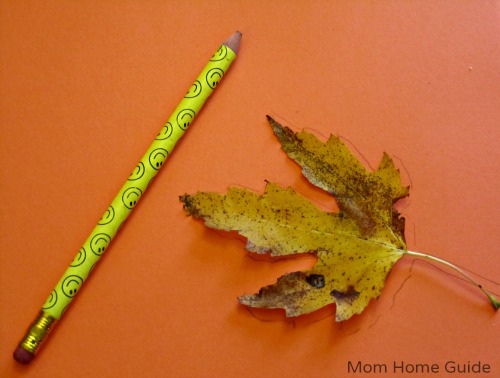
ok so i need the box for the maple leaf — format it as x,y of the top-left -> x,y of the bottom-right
180,116 -> 499,321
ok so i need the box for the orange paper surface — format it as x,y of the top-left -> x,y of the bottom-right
1,2 -> 498,377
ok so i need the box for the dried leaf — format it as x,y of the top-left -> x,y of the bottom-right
180,116 -> 410,321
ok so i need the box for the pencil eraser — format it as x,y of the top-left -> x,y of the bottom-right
13,346 -> 35,364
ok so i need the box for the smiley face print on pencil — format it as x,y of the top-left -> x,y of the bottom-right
210,45 -> 228,61
42,290 -> 58,310
69,247 -> 86,267
128,162 -> 145,181
122,187 -> 142,209
61,275 -> 84,298
98,206 -> 115,225
156,122 -> 174,140
185,80 -> 202,98
90,233 -> 111,256
206,68 -> 224,89
148,148 -> 168,170
176,109 -> 195,130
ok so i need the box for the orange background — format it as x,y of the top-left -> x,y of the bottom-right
1,1 -> 499,377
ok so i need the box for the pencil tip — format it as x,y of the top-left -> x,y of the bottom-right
223,31 -> 242,55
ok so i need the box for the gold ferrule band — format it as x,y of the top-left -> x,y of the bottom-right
19,311 -> 58,354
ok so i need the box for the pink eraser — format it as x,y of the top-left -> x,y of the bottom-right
13,346 -> 35,364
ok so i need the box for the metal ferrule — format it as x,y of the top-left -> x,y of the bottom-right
19,311 -> 58,355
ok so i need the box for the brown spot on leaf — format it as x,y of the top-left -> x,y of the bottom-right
331,286 -> 360,305
306,274 -> 325,288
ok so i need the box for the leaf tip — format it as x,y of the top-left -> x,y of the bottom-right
266,115 -> 281,133
266,116 -> 299,152
238,293 -> 256,307
488,294 -> 500,310
179,194 -> 195,215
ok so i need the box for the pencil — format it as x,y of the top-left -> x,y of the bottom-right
14,31 -> 242,364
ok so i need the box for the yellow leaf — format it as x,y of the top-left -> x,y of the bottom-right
268,116 -> 408,243
181,116 -> 410,321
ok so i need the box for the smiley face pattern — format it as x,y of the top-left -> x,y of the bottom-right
41,43 -> 237,319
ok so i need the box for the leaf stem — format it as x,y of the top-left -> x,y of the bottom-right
405,250 -> 500,310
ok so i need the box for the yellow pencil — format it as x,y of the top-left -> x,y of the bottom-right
14,31 -> 242,364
